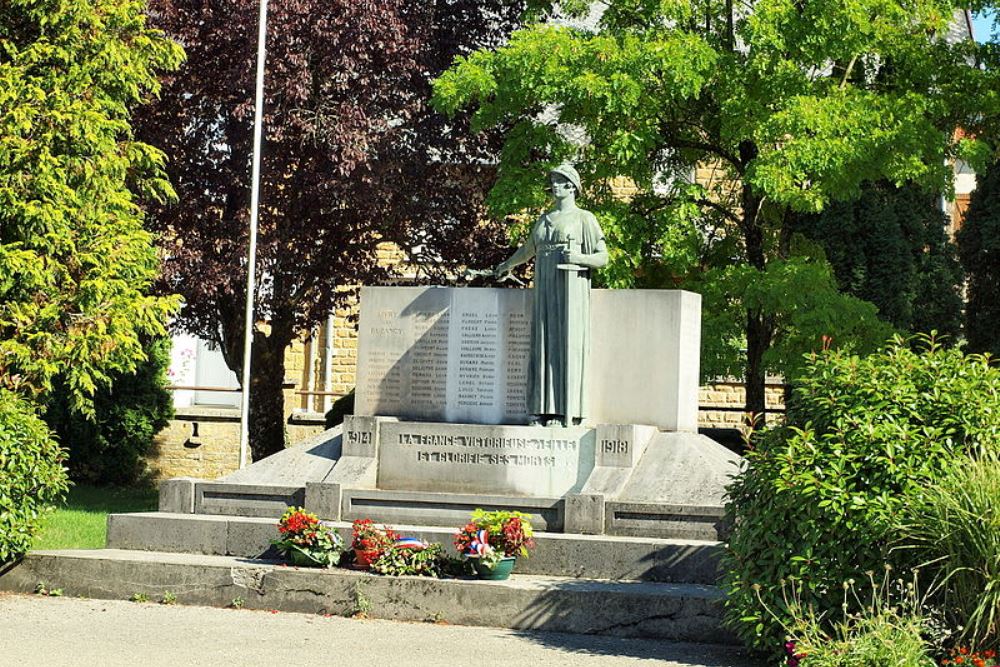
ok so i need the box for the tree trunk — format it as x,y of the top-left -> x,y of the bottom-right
248,329 -> 291,461
739,141 -> 772,427
744,311 -> 770,427
217,305 -> 294,463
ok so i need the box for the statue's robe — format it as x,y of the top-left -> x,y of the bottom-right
522,209 -> 607,421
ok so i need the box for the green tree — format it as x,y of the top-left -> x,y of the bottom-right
432,0 -> 992,415
794,181 -> 964,339
0,0 -> 182,556
958,160 -> 1000,357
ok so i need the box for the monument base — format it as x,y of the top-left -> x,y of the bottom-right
163,417 -> 741,540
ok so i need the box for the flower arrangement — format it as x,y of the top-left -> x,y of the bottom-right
454,509 -> 535,571
351,519 -> 399,567
941,647 -> 999,667
371,542 -> 448,577
271,507 -> 343,568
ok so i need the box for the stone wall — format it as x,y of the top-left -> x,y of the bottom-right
149,408 -> 327,481
697,380 -> 786,429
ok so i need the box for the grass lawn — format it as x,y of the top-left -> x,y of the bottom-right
33,484 -> 158,551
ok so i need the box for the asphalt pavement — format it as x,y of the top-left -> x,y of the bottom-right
0,593 -> 765,667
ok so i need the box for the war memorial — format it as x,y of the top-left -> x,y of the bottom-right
1,166 -> 743,644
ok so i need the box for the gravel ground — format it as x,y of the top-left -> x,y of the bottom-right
0,593 -> 764,667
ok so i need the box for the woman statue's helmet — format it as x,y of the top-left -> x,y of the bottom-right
548,163 -> 582,194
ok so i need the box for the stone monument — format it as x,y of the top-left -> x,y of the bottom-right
161,164 -> 740,541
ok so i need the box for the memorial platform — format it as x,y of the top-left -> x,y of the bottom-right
155,420 -> 738,540
0,286 -> 751,643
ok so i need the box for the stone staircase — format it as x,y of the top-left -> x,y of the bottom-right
0,423 -> 746,654
0,511 -> 736,646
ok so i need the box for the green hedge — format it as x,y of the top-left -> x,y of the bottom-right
958,160 -> 1000,357
0,389 -> 69,561
722,337 -> 1000,654
44,337 -> 173,486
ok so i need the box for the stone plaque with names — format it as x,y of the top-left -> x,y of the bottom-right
356,286 -> 702,431
355,287 -> 531,425
376,420 -> 596,496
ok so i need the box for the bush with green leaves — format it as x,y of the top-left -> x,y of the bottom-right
897,453 -> 1000,649
0,0 -> 181,555
0,389 -> 69,562
722,336 -> 1000,653
44,337 -> 173,486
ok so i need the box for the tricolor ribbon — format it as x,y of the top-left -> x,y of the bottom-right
394,537 -> 427,551
468,529 -> 492,557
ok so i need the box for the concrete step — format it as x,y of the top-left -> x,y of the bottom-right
107,512 -> 722,584
178,480 -> 729,541
0,549 -> 736,644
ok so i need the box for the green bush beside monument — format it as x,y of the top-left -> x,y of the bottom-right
723,336 -> 1000,655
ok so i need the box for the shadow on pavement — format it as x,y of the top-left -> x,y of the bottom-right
510,629 -> 765,666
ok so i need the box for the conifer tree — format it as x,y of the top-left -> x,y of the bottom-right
0,0 -> 182,557
796,182 -> 963,340
959,160 -> 1000,356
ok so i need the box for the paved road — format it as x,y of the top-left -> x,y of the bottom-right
0,593 -> 763,667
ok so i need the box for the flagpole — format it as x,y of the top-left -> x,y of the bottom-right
239,0 -> 269,469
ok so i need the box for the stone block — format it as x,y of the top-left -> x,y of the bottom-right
589,289 -> 701,431
341,488 -> 564,531
355,287 -> 533,425
354,286 -> 700,430
605,501 -> 728,541
107,512 -> 226,554
158,477 -> 196,514
342,415 -> 379,458
0,550 -> 738,644
323,456 -> 378,490
194,483 -> 304,518
594,424 -> 656,468
305,482 -> 343,521
564,493 -> 605,535
224,516 -> 280,558
376,421 -> 595,497
100,512 -> 723,583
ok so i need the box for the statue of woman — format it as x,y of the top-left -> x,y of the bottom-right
495,164 -> 609,427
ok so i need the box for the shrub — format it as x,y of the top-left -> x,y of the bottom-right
897,454 -> 1000,649
44,337 -> 173,486
0,389 -> 69,561
722,336 -> 1000,653
778,572 -> 937,666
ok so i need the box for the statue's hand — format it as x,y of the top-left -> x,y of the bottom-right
494,262 -> 512,278
561,250 -> 585,265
